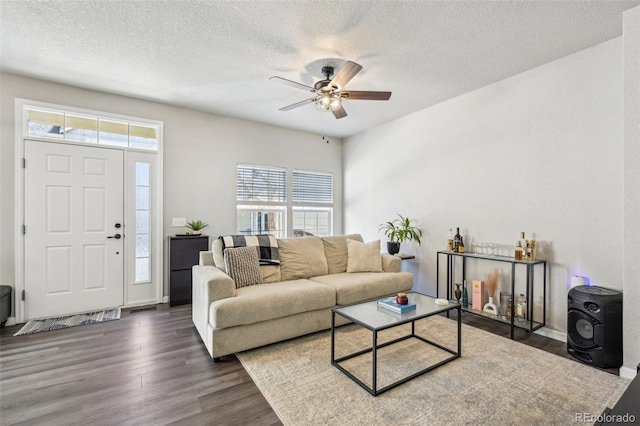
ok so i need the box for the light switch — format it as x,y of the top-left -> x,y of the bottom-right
172,217 -> 186,227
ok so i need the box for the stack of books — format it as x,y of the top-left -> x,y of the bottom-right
377,297 -> 416,314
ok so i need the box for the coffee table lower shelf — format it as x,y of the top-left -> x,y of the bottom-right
331,295 -> 461,396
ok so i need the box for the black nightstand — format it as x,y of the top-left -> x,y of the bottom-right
169,235 -> 209,306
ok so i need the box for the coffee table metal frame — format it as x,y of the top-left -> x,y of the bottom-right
331,292 -> 461,396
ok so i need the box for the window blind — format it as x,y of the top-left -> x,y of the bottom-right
237,165 -> 287,203
293,171 -> 333,204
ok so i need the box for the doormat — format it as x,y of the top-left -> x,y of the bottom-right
14,308 -> 121,336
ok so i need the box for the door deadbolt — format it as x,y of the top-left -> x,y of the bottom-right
115,223 -> 122,229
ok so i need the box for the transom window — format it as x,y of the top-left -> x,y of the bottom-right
25,106 -> 159,150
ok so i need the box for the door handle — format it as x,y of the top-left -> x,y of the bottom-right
107,234 -> 122,239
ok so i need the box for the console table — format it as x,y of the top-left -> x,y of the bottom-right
436,250 -> 547,339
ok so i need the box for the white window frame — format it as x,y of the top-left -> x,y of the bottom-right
14,99 -> 164,322
236,164 -> 287,238
235,165 -> 334,238
292,170 -> 334,237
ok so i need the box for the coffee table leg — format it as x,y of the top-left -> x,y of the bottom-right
331,311 -> 335,363
372,330 -> 378,395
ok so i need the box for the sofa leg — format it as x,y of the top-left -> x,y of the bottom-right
213,357 -> 221,362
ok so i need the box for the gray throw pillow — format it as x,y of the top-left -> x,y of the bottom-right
224,246 -> 263,288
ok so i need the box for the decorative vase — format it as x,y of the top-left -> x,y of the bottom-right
483,296 -> 498,315
189,231 -> 202,236
387,242 -> 400,255
454,283 -> 462,303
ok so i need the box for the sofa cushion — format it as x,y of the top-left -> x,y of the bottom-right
278,237 -> 328,281
321,234 -> 363,274
346,239 -> 382,273
209,279 -> 336,329
310,272 -> 413,305
224,246 -> 263,288
260,264 -> 282,283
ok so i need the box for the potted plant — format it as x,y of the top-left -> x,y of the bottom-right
378,214 -> 423,255
186,219 -> 209,235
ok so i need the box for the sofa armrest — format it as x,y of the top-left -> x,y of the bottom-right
192,265 -> 236,343
199,251 -> 215,266
381,254 -> 401,272
193,265 -> 236,303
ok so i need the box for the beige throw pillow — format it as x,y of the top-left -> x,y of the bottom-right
322,234 -> 364,274
278,237 -> 328,281
224,246 -> 263,288
346,239 -> 383,273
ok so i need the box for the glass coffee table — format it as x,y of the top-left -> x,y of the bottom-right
331,292 -> 461,396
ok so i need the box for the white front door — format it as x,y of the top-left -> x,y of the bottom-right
24,140 -> 124,319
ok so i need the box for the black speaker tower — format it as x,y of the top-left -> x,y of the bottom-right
567,285 -> 622,369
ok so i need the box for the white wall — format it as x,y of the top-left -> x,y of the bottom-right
344,39 -> 624,340
623,6 -> 640,377
0,73 -> 343,308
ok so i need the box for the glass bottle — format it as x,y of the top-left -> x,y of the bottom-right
454,227 -> 461,252
519,294 -> 527,320
447,228 -> 454,251
515,241 -> 523,260
462,280 -> 469,308
459,236 -> 465,253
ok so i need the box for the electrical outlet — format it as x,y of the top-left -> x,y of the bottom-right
172,217 -> 186,227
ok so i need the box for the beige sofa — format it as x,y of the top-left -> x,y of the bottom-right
192,234 -> 413,360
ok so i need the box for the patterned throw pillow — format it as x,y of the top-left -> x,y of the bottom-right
224,246 -> 263,288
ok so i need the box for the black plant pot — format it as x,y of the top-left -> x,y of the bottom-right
387,242 -> 400,255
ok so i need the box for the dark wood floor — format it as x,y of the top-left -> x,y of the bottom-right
0,304 -> 614,426
0,304 -> 280,426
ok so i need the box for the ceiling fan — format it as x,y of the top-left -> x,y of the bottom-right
269,61 -> 391,119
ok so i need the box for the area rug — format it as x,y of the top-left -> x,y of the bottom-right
14,308 -> 121,336
237,315 -> 629,425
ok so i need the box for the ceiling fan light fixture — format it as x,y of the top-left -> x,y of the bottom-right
271,60 -> 391,119
315,92 -> 341,111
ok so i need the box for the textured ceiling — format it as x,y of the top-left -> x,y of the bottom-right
1,1 -> 638,138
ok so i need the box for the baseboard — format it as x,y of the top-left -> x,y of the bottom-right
619,366 -> 637,380
534,327 -> 567,342
5,316 -> 17,326
162,296 -> 169,303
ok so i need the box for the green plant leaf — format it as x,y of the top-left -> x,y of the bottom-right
378,214 -> 422,245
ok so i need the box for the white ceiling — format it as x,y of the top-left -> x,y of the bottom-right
1,1 -> 638,138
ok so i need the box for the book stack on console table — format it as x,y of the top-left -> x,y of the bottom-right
377,297 -> 417,314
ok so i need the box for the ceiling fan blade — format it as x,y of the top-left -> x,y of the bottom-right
332,104 -> 347,119
342,91 -> 392,101
279,97 -> 316,111
270,76 -> 315,92
329,61 -> 363,90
